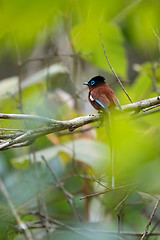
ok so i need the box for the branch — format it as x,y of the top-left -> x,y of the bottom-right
0,113 -> 57,124
122,96 -> 160,112
0,177 -> 33,240
0,96 -> 159,151
16,211 -> 160,238
41,156 -> 82,222
140,199 -> 160,240
99,32 -> 133,103
0,114 -> 101,151
80,185 -> 131,200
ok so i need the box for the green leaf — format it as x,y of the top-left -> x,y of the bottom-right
72,21 -> 127,79
12,158 -> 30,170
0,63 -> 74,123
125,0 -> 160,54
0,0 -> 67,48
139,111 -> 160,131
12,139 -> 110,173
138,191 -> 157,203
0,77 -> 18,100
111,117 -> 157,185
61,139 -> 110,173
134,62 -> 160,83
11,146 -> 61,168
128,73 -> 152,101
0,63 -> 71,100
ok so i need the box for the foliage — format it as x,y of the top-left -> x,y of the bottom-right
0,0 -> 160,239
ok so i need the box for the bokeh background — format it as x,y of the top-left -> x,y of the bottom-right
0,0 -> 160,239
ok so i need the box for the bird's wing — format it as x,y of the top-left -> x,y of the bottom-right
89,92 -> 110,112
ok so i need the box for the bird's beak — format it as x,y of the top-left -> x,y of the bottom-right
83,82 -> 89,85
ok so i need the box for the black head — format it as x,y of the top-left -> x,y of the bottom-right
83,75 -> 105,87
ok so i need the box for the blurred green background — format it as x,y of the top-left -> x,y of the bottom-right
0,0 -> 160,239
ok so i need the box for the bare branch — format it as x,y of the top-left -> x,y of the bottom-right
122,96 -> 160,112
41,156 -> 82,222
80,185 -> 131,200
0,177 -> 33,240
140,199 -> 160,240
0,96 -> 159,151
115,187 -> 135,211
99,33 -> 133,103
0,113 -> 57,124
18,211 -> 160,238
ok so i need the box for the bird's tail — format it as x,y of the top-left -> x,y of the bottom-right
103,110 -> 114,188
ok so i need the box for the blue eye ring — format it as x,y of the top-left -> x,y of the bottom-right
91,80 -> 95,85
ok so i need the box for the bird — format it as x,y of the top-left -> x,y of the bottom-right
83,75 -> 121,188
83,75 -> 121,113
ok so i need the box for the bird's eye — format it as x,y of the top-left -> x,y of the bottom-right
91,80 -> 95,85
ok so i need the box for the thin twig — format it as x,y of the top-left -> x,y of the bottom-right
117,213 -> 121,236
142,103 -> 160,112
41,191 -> 50,240
0,128 -> 26,132
111,0 -> 142,23
24,211 -> 81,233
80,190 -> 108,200
17,211 -> 160,238
0,132 -> 23,139
31,146 -> 50,239
31,146 -> 43,218
145,218 -> 160,240
80,185 -> 131,200
115,187 -> 135,211
0,113 -> 57,123
11,31 -> 23,113
152,28 -> 160,57
133,107 -> 160,118
151,64 -> 160,94
20,52 -> 81,67
71,134 -> 79,175
41,156 -> 82,222
99,32 -> 133,103
90,174 -> 110,189
1,108 -> 4,135
0,177 -> 33,240
17,63 -> 23,113
140,199 -> 160,240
